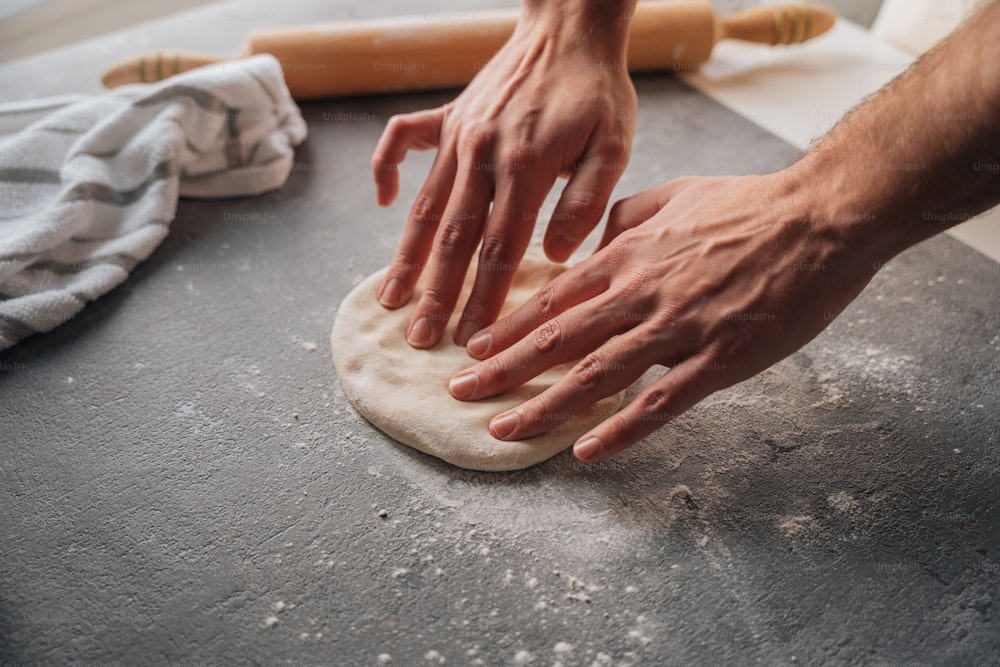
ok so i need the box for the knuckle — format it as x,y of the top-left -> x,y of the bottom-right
390,251 -> 422,276
436,222 -> 473,254
503,312 -> 519,342
608,413 -> 640,445
575,353 -> 605,389
611,229 -> 641,254
601,136 -> 629,162
618,268 -> 655,299
639,387 -> 672,421
499,144 -> 532,173
696,345 -> 729,376
534,284 -> 556,318
526,393 -> 559,428
420,285 -> 451,310
385,114 -> 408,135
484,355 -> 512,385
461,122 -> 496,158
371,150 -> 396,174
409,193 -> 440,227
532,319 -> 562,354
479,237 -> 515,272
562,191 -> 607,221
656,303 -> 684,328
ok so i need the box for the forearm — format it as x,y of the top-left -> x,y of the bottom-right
793,0 -> 1000,261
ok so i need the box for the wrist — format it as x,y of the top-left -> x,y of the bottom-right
780,149 -> 927,266
520,0 -> 635,58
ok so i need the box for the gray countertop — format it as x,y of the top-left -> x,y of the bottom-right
1,1 -> 998,664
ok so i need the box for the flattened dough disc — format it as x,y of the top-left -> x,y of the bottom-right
330,254 -> 624,471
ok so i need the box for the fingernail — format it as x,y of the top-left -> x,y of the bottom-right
407,316 -> 433,347
489,411 -> 520,440
548,233 -> 579,261
466,331 -> 492,357
379,278 -> 402,307
449,371 -> 478,399
574,436 -> 602,462
455,321 -> 479,347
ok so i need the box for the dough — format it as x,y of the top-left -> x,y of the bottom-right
331,253 -> 624,471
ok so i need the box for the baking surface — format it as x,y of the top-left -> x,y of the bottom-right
1,0 -> 998,664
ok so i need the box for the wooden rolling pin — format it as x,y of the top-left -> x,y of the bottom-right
102,1 -> 836,100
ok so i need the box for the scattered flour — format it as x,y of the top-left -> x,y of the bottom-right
554,642 -> 574,659
827,491 -> 859,513
513,649 -> 535,664
628,628 -> 651,645
424,649 -> 445,663
778,515 -> 820,539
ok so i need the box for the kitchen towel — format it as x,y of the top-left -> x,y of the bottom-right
0,54 -> 307,349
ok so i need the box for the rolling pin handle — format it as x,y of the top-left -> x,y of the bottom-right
720,3 -> 836,46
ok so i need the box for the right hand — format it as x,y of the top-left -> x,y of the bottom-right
447,171 -> 885,462
370,4 -> 637,349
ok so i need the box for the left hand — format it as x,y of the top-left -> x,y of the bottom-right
370,8 -> 636,349
446,171 -> 884,462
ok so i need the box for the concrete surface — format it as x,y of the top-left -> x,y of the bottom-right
1,0 -> 998,665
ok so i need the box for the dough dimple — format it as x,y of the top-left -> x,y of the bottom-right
330,253 -> 625,472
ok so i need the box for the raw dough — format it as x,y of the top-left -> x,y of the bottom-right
331,253 -> 624,471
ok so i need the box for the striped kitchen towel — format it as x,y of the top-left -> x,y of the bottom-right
0,54 -> 307,349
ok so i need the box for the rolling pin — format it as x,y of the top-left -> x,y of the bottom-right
101,1 -> 836,100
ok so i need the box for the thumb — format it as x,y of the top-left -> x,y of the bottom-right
597,177 -> 699,251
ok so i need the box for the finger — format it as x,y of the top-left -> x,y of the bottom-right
454,170 -> 553,346
574,351 -> 728,462
377,150 -> 457,309
405,166 -> 492,349
371,108 -> 445,206
478,325 -> 669,441
463,253 -> 611,360
597,177 -> 697,251
544,136 -> 628,262
449,290 -> 637,403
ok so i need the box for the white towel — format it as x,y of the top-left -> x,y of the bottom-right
0,54 -> 307,349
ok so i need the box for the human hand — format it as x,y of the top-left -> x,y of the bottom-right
370,4 -> 636,349
446,171 -> 886,462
